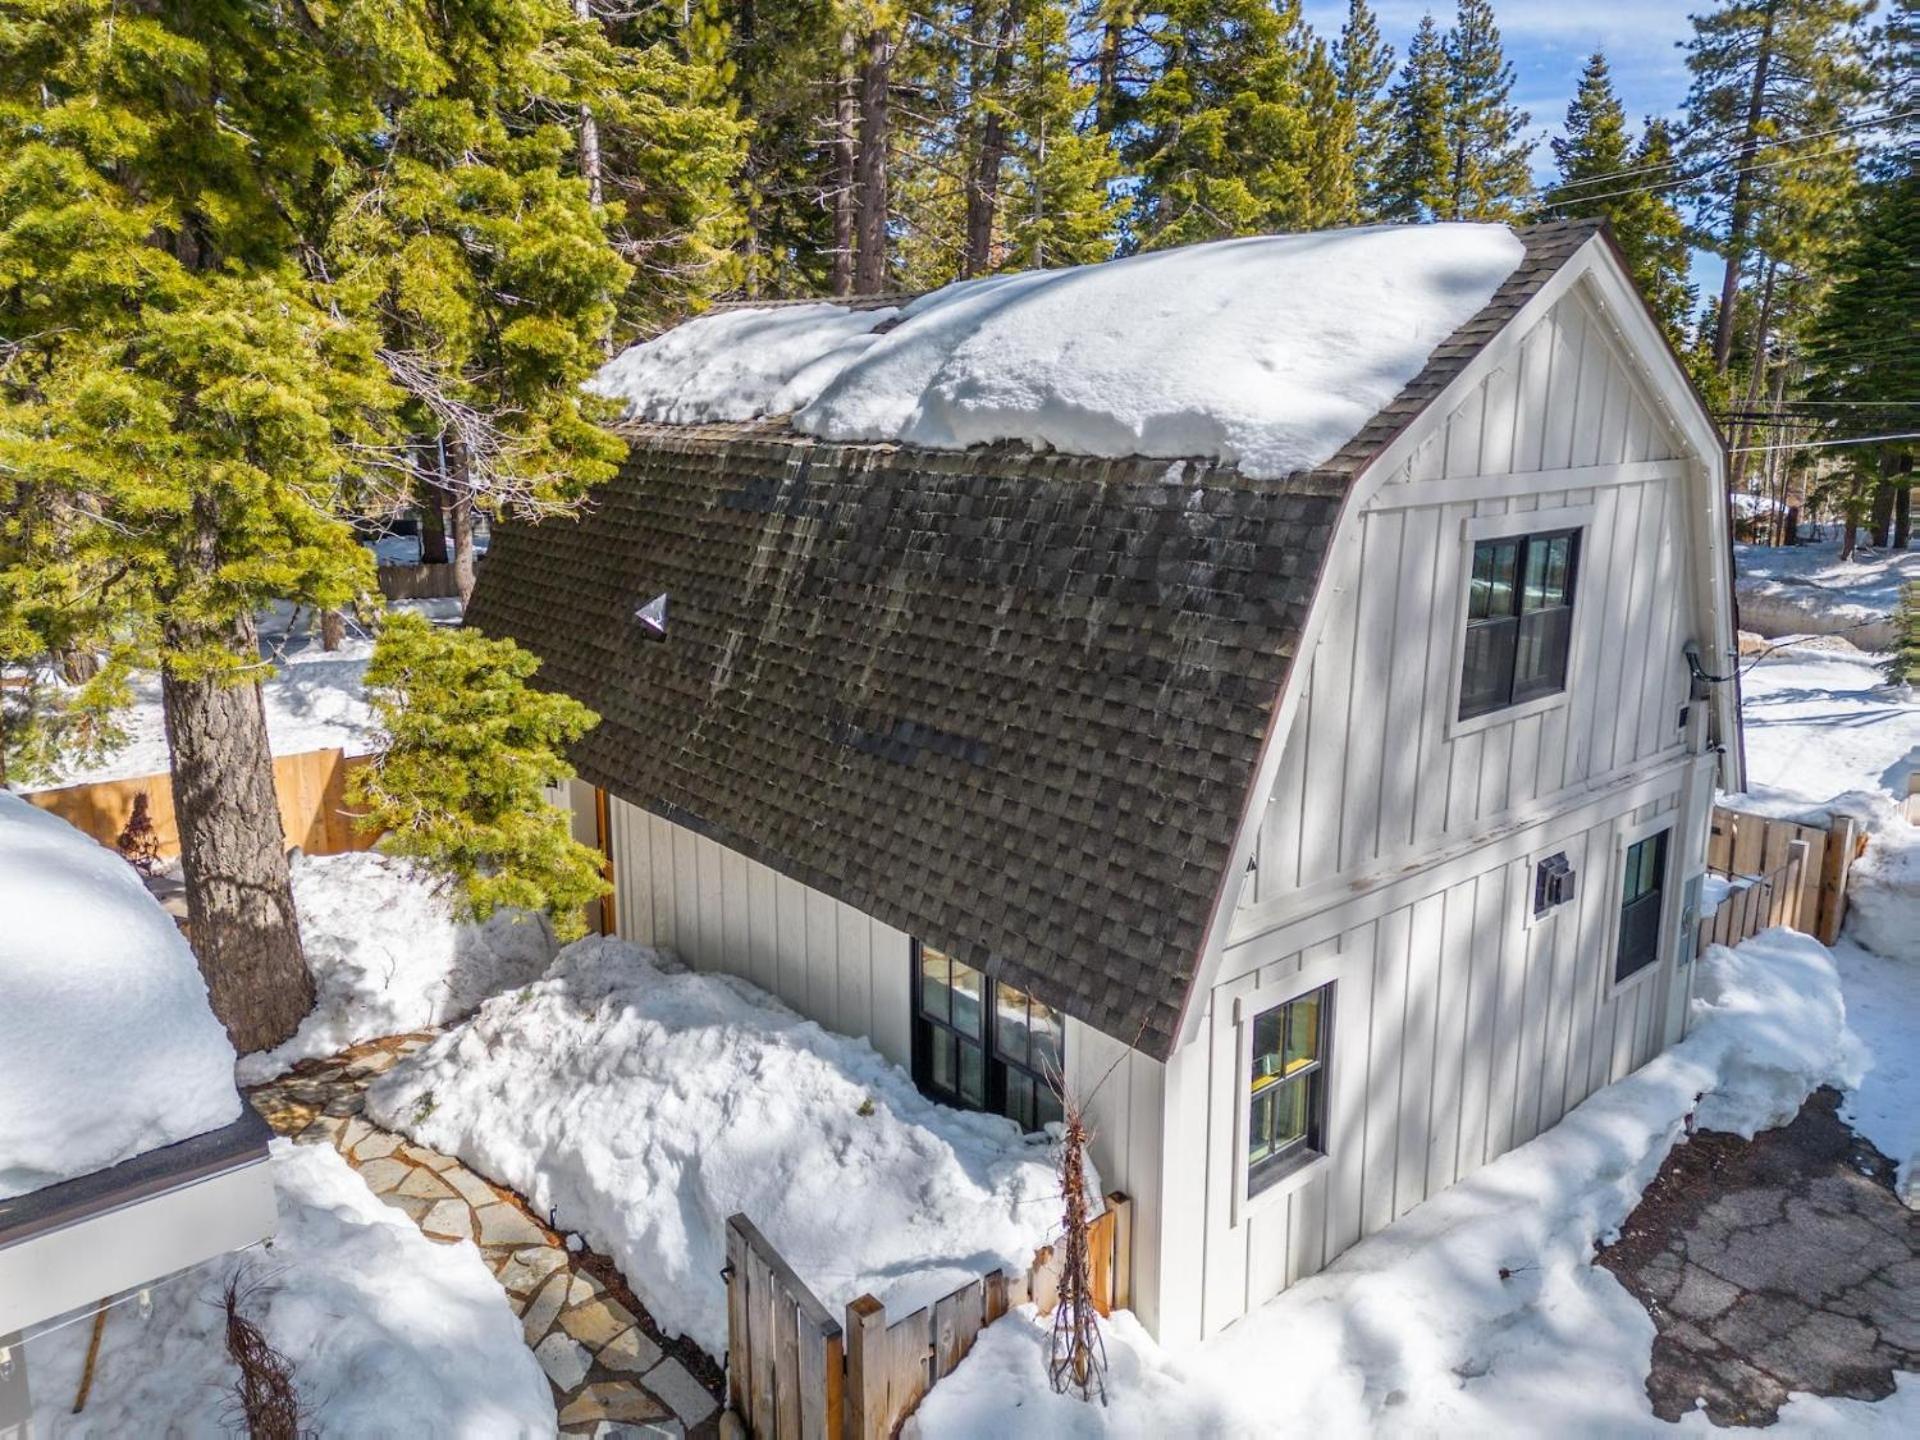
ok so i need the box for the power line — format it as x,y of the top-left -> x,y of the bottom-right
1727,431 -> 1920,453
1543,128 -> 1906,211
1539,106 -> 1915,199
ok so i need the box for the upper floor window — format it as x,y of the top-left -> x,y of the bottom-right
1248,982 -> 1331,1194
913,944 -> 1064,1133
1460,529 -> 1580,720
1615,830 -> 1670,984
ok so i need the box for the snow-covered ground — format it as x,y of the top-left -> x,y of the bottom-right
1735,539 -> 1916,647
24,1141 -> 554,1438
591,224 -> 1525,479
365,937 -> 1077,1360
237,851 -> 560,1084
1735,636 -> 1920,817
16,597 -> 459,791
913,931 -> 1905,1439
0,794 -> 238,1199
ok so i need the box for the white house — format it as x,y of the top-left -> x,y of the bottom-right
471,219 -> 1742,1347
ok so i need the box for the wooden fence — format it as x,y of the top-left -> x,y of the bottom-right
1703,804 -> 1863,946
376,562 -> 463,601
25,747 -> 377,859
725,1193 -> 1132,1440
1698,840 -> 1810,951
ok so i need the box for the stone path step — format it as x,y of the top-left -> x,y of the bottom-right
248,1033 -> 724,1439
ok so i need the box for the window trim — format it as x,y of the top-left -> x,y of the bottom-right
1606,818 -> 1676,998
1444,506 -> 1595,741
1230,977 -> 1337,1226
908,940 -> 1064,1134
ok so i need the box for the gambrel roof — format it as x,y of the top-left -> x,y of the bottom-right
467,220 -> 1608,1058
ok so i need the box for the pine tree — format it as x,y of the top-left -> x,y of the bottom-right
349,613 -> 609,937
0,2 -> 645,1050
1884,581 -> 1920,687
1003,0 -> 1128,268
1441,0 -> 1532,221
1380,12 -> 1450,221
1681,0 -> 1877,372
1125,0 -> 1338,249
1334,0 -> 1396,219
1541,54 -> 1694,338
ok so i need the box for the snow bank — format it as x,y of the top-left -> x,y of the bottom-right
587,302 -> 900,424
1830,940 -> 1920,1207
366,937 -> 1078,1359
914,931 -> 1864,1438
1736,643 -> 1920,815
1733,540 -> 1915,647
26,1141 -> 554,1438
591,225 -> 1524,480
238,851 -> 558,1084
1840,802 -> 1920,963
0,794 -> 238,1200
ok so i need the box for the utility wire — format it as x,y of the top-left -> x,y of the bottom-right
1538,106 -> 1916,199
1542,129 -> 1905,211
1727,430 -> 1920,453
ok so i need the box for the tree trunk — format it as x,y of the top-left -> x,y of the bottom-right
1871,473 -> 1896,548
1711,0 -> 1777,372
1728,260 -> 1777,491
962,2 -> 1019,277
161,614 -> 313,1054
1095,4 -> 1128,133
831,28 -> 857,297
853,28 -> 893,295
319,609 -> 346,652
58,648 -> 102,684
417,460 -> 449,565
574,0 -> 603,207
450,490 -> 479,609
1895,463 -> 1913,551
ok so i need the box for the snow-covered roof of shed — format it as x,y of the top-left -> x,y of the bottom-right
587,223 -> 1529,479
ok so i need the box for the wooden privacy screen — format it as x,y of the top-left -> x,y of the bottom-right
25,747 -> 377,859
726,1194 -> 1131,1440
376,563 -> 464,601
1703,804 -> 1863,946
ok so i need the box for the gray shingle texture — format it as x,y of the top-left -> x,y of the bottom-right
467,220 -> 1602,1059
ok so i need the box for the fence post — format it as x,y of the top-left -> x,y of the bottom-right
1105,1192 -> 1133,1312
1784,840 -> 1811,931
725,1218 -> 752,1427
845,1296 -> 888,1440
1816,814 -> 1859,944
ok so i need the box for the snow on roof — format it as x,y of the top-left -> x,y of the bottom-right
589,223 -> 1528,479
0,794 -> 240,1200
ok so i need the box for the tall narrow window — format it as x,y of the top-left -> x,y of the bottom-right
912,944 -> 1065,1132
1460,529 -> 1580,719
1616,830 -> 1670,984
1248,983 -> 1331,1194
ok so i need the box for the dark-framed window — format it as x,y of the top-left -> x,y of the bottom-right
1248,983 -> 1331,1195
1615,830 -> 1671,984
1460,529 -> 1580,720
912,944 -> 1064,1133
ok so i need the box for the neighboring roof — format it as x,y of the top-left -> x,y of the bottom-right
470,220 -> 1603,1058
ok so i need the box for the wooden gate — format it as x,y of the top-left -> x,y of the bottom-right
725,1193 -> 1131,1440
1703,805 -> 1863,946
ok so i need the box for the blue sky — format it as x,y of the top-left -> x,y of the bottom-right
1302,1 -> 1726,302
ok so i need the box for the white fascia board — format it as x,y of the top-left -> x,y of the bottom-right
0,1150 -> 276,1337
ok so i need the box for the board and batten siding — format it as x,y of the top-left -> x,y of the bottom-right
1161,786 -> 1695,1344
1235,284 -> 1704,922
578,791 -> 1171,1332
599,794 -> 915,1072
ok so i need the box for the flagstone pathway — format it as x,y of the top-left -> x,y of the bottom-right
248,1033 -> 725,1439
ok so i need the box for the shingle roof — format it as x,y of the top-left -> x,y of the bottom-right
467,220 -> 1602,1058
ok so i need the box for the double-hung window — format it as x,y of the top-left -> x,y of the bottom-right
913,944 -> 1064,1133
1615,830 -> 1670,984
1460,529 -> 1580,720
1248,983 -> 1330,1194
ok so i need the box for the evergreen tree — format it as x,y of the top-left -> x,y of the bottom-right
1125,0 -> 1340,248
1380,12 -> 1450,220
0,2 -> 643,1050
1334,0 -> 1397,220
349,613 -> 609,937
1003,0 -> 1129,268
1441,0 -> 1532,220
1883,581 -> 1920,687
1680,0 -> 1877,371
1541,54 -> 1693,338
